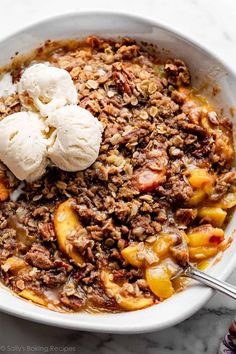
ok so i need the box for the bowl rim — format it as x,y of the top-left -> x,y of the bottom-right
0,10 -> 235,333
1,9 -> 236,78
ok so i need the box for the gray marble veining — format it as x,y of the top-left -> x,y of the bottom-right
0,0 -> 235,353
0,308 -> 234,354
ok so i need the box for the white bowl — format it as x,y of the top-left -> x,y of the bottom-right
0,11 -> 236,333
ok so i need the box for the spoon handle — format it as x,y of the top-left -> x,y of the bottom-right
183,265 -> 236,300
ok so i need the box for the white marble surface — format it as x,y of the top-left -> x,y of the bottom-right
0,0 -> 236,353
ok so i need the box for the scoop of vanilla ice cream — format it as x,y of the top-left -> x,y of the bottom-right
0,111 -> 47,181
26,156 -> 48,183
18,63 -> 78,117
47,105 -> 103,172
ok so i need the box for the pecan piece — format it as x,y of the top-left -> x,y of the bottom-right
112,64 -> 135,95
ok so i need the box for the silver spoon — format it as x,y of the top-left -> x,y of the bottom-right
172,264 -> 236,299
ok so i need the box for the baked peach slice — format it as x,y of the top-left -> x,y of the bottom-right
188,168 -> 215,196
197,207 -> 226,227
54,198 -> 84,266
146,266 -> 174,299
188,168 -> 215,206
19,289 -> 48,306
101,270 -> 153,311
0,174 -> 9,202
189,189 -> 206,206
189,246 -> 219,261
133,168 -> 166,193
1,256 -> 28,273
121,244 -> 144,268
133,149 -> 168,193
187,224 -> 224,247
121,234 -> 185,268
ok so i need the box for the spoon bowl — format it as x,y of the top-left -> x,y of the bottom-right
172,264 -> 236,300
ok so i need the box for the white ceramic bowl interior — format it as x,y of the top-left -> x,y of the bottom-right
0,11 -> 236,333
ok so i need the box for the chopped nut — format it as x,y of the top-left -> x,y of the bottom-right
86,79 -> 99,89
169,146 -> 183,157
133,226 -> 145,236
110,133 -> 121,145
16,279 -> 25,290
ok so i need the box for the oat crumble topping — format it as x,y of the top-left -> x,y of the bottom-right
0,36 -> 234,313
